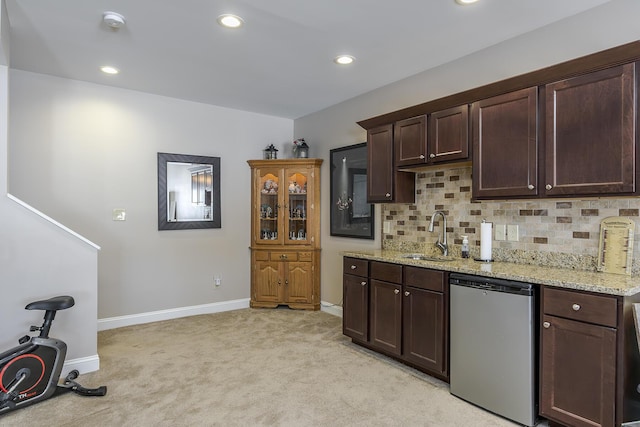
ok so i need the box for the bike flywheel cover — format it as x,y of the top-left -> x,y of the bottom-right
0,354 -> 45,395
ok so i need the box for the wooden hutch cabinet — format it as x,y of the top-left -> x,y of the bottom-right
248,159 -> 322,310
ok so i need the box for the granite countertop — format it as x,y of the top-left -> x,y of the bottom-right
342,250 -> 640,297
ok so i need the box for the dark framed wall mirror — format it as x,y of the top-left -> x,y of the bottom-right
330,142 -> 374,239
157,152 -> 221,230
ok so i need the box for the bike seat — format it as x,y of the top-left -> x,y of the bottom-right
25,296 -> 75,311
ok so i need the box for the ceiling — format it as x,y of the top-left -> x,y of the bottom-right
5,0 -> 610,119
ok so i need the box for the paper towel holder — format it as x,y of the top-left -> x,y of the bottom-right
476,219 -> 494,262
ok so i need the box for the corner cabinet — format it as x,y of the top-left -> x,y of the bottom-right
248,159 -> 322,310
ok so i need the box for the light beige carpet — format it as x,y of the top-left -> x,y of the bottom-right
1,308 -> 522,426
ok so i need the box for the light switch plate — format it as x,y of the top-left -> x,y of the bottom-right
507,224 -> 519,241
495,224 -> 506,241
383,221 -> 391,234
112,209 -> 126,221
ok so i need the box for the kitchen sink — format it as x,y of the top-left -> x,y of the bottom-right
401,254 -> 454,262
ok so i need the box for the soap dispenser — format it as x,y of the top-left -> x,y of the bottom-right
461,235 -> 470,259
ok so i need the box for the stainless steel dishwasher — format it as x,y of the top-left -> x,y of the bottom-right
449,273 -> 537,427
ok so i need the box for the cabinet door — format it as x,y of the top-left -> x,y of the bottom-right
253,260 -> 282,302
254,166 -> 283,245
472,87 -> 538,199
544,63 -> 636,196
370,279 -> 402,356
284,166 -> 312,245
343,274 -> 368,342
368,124 -> 395,202
367,124 -> 415,203
395,115 -> 427,167
403,287 -> 445,375
429,105 -> 469,163
540,315 -> 617,427
285,261 -> 313,304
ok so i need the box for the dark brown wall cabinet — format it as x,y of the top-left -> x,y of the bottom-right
367,124 -> 415,203
544,63 -> 636,196
395,115 -> 427,167
395,108 -> 469,168
342,257 -> 448,380
429,105 -> 469,164
473,63 -> 638,200
472,87 -> 538,199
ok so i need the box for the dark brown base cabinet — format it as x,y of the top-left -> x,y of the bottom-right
540,287 -> 640,427
342,258 -> 369,342
342,257 -> 448,380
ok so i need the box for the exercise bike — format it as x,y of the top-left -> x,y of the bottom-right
0,296 -> 107,415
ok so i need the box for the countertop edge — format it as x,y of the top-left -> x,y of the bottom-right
342,250 -> 640,297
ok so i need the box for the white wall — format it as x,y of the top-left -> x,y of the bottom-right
294,0 -> 640,306
8,71 -> 293,319
0,0 -> 98,370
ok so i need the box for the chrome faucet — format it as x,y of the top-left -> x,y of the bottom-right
428,211 -> 448,256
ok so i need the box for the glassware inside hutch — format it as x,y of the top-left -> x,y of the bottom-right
259,171 -> 279,241
287,171 -> 307,242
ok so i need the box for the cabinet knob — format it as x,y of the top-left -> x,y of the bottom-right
572,303 -> 581,311
361,281 -> 367,286
385,193 -> 391,198
419,154 -> 425,159
280,254 -> 287,259
527,184 -> 535,190
545,184 -> 552,190
404,291 -> 410,297
543,321 -> 550,329
350,265 -> 357,270
394,289 -> 400,295
429,153 -> 435,159
285,280 -> 289,285
278,279 -> 282,285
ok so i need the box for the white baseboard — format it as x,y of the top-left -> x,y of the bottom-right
321,302 -> 343,317
62,354 -> 100,376
98,298 -> 250,331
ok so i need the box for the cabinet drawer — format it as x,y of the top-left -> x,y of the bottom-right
404,267 -> 445,292
270,251 -> 297,261
254,251 -> 270,261
543,287 -> 618,328
298,251 -> 313,262
370,261 -> 402,283
343,257 -> 368,277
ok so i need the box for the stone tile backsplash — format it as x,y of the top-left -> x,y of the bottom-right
382,164 -> 640,273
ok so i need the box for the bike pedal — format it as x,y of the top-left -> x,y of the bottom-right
18,335 -> 30,344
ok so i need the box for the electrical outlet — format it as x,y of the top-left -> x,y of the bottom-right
494,224 -> 506,241
383,221 -> 391,234
507,225 -> 519,242
214,276 -> 221,286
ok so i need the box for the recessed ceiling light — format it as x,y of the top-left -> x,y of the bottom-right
103,11 -> 126,29
455,0 -> 479,4
334,55 -> 355,65
100,66 -> 120,75
217,14 -> 244,28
